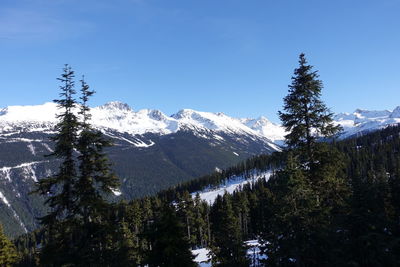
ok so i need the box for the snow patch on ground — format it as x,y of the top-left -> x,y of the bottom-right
111,188 -> 122,196
27,143 -> 36,155
192,240 -> 265,266
193,170 -> 272,205
192,248 -> 210,265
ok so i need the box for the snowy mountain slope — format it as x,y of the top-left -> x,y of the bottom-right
0,102 -> 278,146
1,101 -> 400,237
0,102 -> 280,237
334,107 -> 400,138
2,102 -> 400,145
192,170 -> 272,205
241,117 -> 286,145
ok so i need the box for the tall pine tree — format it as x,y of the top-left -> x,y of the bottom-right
34,66 -> 121,266
73,76 -> 121,265
278,53 -> 341,165
33,65 -> 80,265
262,54 -> 350,266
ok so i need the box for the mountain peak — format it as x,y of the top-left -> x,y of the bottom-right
171,109 -> 197,119
353,108 -> 391,118
390,106 -> 400,118
99,101 -> 132,112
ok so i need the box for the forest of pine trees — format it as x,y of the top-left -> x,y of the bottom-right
1,55 -> 400,266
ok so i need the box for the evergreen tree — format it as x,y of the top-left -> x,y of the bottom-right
0,224 -> 18,267
263,153 -> 324,266
210,194 -> 248,267
72,76 -> 121,265
278,53 -> 341,164
33,66 -> 122,266
177,191 -> 196,247
145,204 -> 196,267
261,54 -> 350,266
193,193 -> 208,248
33,65 -> 80,265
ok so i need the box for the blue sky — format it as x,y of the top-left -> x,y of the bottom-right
0,0 -> 399,123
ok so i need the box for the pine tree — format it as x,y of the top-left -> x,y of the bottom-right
34,66 -> 121,266
33,65 -> 80,265
0,224 -> 18,267
177,191 -> 196,247
262,54 -> 350,266
145,204 -> 196,267
72,76 -> 121,265
193,193 -> 208,248
210,194 -> 248,267
278,53 -> 341,164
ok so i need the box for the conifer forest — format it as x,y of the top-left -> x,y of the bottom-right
1,54 -> 400,267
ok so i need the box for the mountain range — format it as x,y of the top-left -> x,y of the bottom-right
0,101 -> 400,237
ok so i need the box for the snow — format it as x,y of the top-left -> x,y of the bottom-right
334,106 -> 400,138
109,135 -> 155,148
0,168 -> 11,181
0,191 -> 10,206
193,171 -> 272,205
42,143 -> 54,152
27,143 -> 36,155
0,102 -> 60,123
0,190 -> 28,233
21,164 -> 38,182
1,102 -> 399,145
192,240 -> 265,266
0,161 -> 47,182
172,109 -> 261,137
0,102 -> 281,147
111,188 -> 122,196
241,116 -> 286,144
3,138 -> 45,143
192,248 -> 210,264
390,106 -> 400,118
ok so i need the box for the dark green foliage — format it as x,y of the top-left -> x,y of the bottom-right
0,224 -> 18,266
13,124 -> 400,267
32,65 -> 80,265
71,77 -> 121,265
260,54 -> 350,266
7,59 -> 400,266
0,110 -> 275,237
145,204 -> 196,267
0,128 -> 264,237
279,53 -> 341,163
210,194 -> 249,267
31,66 -> 121,266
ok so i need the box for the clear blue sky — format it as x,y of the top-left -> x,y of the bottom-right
1,0 -> 399,123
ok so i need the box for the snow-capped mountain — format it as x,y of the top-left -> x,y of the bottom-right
240,116 -> 286,146
0,102 -> 279,237
1,101 -> 400,237
334,107 -> 400,138
0,101 -> 281,146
